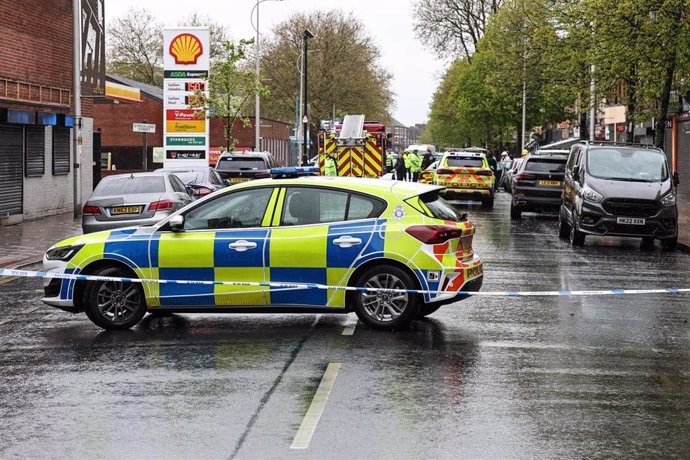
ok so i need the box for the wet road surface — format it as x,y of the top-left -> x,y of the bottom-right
1,192 -> 689,459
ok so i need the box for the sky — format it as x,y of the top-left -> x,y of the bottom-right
105,0 -> 445,127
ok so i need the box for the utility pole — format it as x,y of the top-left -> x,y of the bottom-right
142,119 -> 148,171
302,29 -> 314,166
254,0 -> 261,151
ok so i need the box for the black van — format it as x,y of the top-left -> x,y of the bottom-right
559,141 -> 678,250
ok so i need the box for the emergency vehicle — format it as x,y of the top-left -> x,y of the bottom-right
42,170 -> 483,331
318,114 -> 389,178
434,149 -> 496,208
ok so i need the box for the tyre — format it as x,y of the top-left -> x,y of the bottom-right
482,195 -> 495,209
569,216 -> 585,246
510,203 -> 521,219
662,237 -> 677,251
83,266 -> 147,330
417,303 -> 442,318
558,207 -> 570,239
352,264 -> 420,330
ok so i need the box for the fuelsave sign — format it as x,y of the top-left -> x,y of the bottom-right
162,27 -> 210,168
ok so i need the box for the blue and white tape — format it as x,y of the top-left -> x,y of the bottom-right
0,267 -> 688,297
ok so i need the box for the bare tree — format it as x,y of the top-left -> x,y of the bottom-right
106,8 -> 163,85
413,0 -> 504,62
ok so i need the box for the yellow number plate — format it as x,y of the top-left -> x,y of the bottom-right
230,178 -> 250,183
111,206 -> 141,215
538,180 -> 561,187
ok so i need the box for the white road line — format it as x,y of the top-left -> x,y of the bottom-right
22,306 -> 41,314
342,318 -> 358,336
290,362 -> 342,450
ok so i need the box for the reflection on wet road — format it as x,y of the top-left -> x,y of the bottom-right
1,193 -> 689,459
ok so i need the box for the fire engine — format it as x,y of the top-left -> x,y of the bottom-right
317,114 -> 389,177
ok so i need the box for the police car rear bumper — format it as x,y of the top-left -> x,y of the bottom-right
429,276 -> 483,307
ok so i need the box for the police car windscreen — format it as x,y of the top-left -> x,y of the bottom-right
216,157 -> 266,171
447,157 -> 484,168
525,158 -> 566,173
93,176 -> 165,196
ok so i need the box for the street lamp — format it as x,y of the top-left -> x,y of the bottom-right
302,29 -> 314,165
251,0 -> 284,152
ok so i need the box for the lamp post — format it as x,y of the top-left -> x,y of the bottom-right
251,0 -> 284,152
302,29 -> 314,165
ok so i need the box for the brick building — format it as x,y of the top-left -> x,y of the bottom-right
0,0 -> 95,225
95,75 -> 292,171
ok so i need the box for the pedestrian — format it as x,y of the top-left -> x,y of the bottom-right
385,152 -> 394,174
409,151 -> 422,182
403,150 -> 412,181
396,152 -> 408,181
421,149 -> 433,170
324,152 -> 338,176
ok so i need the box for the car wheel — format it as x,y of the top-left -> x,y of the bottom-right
417,303 -> 443,318
661,237 -> 677,251
353,264 -> 420,330
569,216 -> 585,246
83,266 -> 147,330
558,207 -> 570,239
482,195 -> 495,209
510,203 -> 521,219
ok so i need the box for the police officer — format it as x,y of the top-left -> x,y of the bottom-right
385,152 -> 394,174
403,150 -> 412,181
324,152 -> 338,176
409,151 -> 422,182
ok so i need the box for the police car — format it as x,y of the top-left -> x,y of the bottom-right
42,169 -> 483,331
434,150 -> 495,208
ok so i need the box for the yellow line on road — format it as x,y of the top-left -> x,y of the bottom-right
0,277 -> 18,286
290,362 -> 342,450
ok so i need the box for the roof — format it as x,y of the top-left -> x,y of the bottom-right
107,74 -> 163,102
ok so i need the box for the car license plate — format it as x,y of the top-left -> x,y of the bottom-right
111,206 -> 140,215
617,217 -> 645,225
230,178 -> 250,183
538,180 -> 561,187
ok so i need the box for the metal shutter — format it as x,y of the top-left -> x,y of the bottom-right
52,127 -> 71,175
25,126 -> 45,177
0,125 -> 24,216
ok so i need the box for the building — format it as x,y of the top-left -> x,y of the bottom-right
0,0 -> 97,225
388,117 -> 424,152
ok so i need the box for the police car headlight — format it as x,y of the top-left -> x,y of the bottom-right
46,244 -> 83,261
582,186 -> 603,203
660,192 -> 676,207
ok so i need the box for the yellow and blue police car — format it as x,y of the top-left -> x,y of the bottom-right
434,149 -> 495,208
42,168 -> 483,331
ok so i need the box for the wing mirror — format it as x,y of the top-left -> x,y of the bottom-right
169,214 -> 185,232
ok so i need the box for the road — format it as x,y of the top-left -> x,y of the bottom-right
1,192 -> 689,459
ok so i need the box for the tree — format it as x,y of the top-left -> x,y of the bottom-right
259,10 -> 394,152
189,39 -> 267,150
412,0 -> 504,62
106,8 -> 163,85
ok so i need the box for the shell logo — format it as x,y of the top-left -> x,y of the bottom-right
169,33 -> 203,65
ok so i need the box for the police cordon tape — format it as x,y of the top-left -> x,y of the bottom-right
1,267 -> 688,297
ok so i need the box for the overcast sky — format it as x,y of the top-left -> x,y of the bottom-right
105,0 -> 445,127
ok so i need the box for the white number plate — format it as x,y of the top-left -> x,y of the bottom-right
617,217 -> 645,225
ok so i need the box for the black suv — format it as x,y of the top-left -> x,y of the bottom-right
510,153 -> 568,219
559,141 -> 678,250
215,151 -> 276,183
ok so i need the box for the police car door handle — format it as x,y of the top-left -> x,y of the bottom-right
228,240 -> 257,252
333,236 -> 362,248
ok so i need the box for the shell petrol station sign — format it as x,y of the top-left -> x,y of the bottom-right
163,28 -> 210,168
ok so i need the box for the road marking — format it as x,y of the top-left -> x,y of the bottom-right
22,306 -> 41,314
290,362 -> 342,450
0,318 -> 13,326
0,277 -> 18,286
342,318 -> 358,335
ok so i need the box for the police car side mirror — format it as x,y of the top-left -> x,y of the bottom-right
169,214 -> 185,232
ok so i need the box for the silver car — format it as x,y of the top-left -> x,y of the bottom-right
82,172 -> 193,234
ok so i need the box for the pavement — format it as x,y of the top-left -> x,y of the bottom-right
0,194 -> 689,269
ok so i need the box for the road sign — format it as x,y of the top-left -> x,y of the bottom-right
133,123 -> 156,133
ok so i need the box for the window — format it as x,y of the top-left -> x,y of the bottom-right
524,158 -> 567,173
25,126 -> 45,177
566,148 -> 580,173
209,169 -> 224,185
348,194 -> 386,220
446,156 -> 484,168
216,157 -> 267,171
408,192 -> 464,222
281,187 -> 348,226
183,187 -> 273,230
93,176 -> 165,196
169,174 -> 188,193
52,127 -> 71,176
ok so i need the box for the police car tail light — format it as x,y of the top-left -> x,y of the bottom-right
149,200 -> 174,211
475,169 -> 493,177
82,205 -> 101,216
405,225 -> 464,244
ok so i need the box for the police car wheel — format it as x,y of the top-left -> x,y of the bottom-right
83,266 -> 147,330
353,265 -> 420,330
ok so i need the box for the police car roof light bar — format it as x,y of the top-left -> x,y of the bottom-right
270,166 -> 320,178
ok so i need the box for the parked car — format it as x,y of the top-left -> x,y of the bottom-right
503,158 -> 524,193
559,141 -> 678,249
43,176 -> 483,331
419,160 -> 438,184
435,150 -> 495,207
510,152 -> 569,219
82,172 -> 193,234
155,167 -> 228,200
215,151 -> 276,183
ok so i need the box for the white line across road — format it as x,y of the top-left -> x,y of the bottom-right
342,318 -> 358,336
290,363 -> 342,450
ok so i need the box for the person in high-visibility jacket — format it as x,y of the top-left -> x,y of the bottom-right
408,151 -> 422,182
324,152 -> 338,176
385,153 -> 393,174
403,150 -> 412,181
